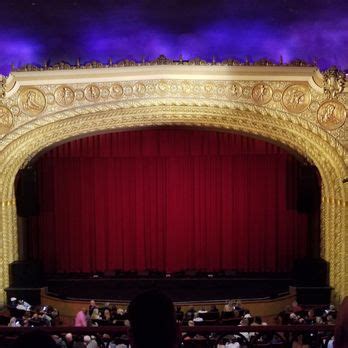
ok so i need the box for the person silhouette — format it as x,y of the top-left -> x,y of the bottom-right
12,329 -> 57,348
128,289 -> 179,348
334,296 -> 348,347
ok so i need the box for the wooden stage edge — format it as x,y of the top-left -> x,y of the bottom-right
41,287 -> 297,323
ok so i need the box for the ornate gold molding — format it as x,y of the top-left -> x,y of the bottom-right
11,54 -> 317,72
1,65 -> 347,150
323,66 -> 346,99
0,64 -> 347,305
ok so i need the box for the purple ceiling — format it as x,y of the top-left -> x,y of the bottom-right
1,0 -> 347,75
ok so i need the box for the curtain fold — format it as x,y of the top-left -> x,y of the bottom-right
28,128 -> 310,273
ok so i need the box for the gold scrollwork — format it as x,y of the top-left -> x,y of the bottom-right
123,85 -> 133,96
18,88 -> 46,116
54,86 -> 75,107
282,84 -> 311,113
317,100 -> 347,130
203,83 -> 215,96
251,83 -> 273,105
0,106 -> 13,134
181,81 -> 193,95
75,89 -> 84,101
84,84 -> 100,102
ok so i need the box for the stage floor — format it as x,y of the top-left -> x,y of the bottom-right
46,277 -> 292,302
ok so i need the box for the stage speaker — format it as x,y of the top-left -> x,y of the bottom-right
297,165 -> 320,213
296,287 -> 332,305
293,258 -> 328,287
9,260 -> 43,287
15,167 -> 39,217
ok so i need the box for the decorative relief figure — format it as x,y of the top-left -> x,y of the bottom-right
323,66 -> 346,99
133,82 -> 146,96
0,106 -> 13,133
226,83 -> 242,99
18,88 -> 46,116
84,84 -> 100,102
54,86 -> 75,106
157,80 -> 170,94
110,84 -> 123,99
251,83 -> 273,105
317,100 -> 346,130
282,84 -> 311,113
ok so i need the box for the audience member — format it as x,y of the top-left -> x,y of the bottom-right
88,300 -> 98,316
334,296 -> 348,347
128,289 -> 179,348
75,308 -> 88,327
64,333 -> 75,348
224,300 -> 234,312
52,334 -> 68,348
12,330 -> 57,348
175,305 -> 184,322
8,317 -> 20,327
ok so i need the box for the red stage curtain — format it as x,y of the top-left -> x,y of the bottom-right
27,128 -> 309,273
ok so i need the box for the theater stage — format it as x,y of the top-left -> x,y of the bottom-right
45,276 -> 292,302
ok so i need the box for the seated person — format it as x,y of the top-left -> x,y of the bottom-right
184,306 -> 196,321
88,300 -> 98,316
175,306 -> 184,322
12,330 -> 57,348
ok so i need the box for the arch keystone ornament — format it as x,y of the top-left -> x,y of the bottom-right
0,57 -> 347,304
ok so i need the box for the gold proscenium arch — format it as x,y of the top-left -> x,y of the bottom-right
0,61 -> 347,304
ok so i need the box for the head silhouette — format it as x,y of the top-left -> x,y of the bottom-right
128,289 -> 178,348
12,330 -> 57,348
334,296 -> 348,347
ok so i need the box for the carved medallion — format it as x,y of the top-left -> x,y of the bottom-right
133,82 -> 146,96
18,88 -> 46,116
226,83 -> 242,99
282,84 -> 311,113
251,84 -> 273,105
317,101 -> 346,130
157,80 -> 170,94
0,105 -> 13,133
54,86 -> 75,106
110,84 -> 123,99
84,84 -> 100,102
